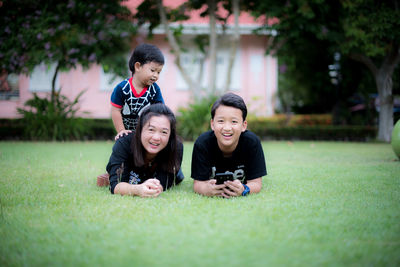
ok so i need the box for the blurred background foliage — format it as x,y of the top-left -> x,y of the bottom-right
247,0 -> 399,141
176,95 -> 218,141
0,0 -> 137,141
0,0 -> 399,141
17,91 -> 87,141
0,0 -> 135,78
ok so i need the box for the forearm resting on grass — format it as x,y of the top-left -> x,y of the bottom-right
114,179 -> 163,198
245,177 -> 262,194
193,179 -> 226,197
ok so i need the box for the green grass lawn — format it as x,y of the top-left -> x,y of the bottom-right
0,141 -> 399,266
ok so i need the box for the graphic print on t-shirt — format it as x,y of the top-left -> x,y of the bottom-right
121,84 -> 154,131
129,171 -> 141,184
210,165 -> 246,183
122,103 -> 130,115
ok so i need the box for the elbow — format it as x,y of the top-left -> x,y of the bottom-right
193,180 -> 200,193
248,178 -> 263,194
193,180 -> 205,195
252,184 -> 262,194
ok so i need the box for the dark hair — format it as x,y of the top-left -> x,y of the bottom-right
211,93 -> 247,121
131,103 -> 179,173
129,43 -> 165,74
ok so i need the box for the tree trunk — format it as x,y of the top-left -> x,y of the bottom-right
224,0 -> 240,92
350,46 -> 400,142
156,0 -> 200,96
376,46 -> 400,142
208,0 -> 217,94
51,61 -> 60,104
376,70 -> 394,142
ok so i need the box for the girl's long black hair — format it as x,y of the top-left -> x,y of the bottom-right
131,103 -> 180,173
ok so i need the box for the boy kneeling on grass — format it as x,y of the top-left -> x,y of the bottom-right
191,93 -> 267,198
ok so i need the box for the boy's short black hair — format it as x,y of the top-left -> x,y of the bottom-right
211,93 -> 248,121
129,43 -> 165,74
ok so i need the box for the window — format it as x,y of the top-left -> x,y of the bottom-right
176,51 -> 206,90
176,38 -> 241,91
100,67 -> 123,91
29,63 -> 59,92
215,49 -> 240,91
0,72 -> 19,100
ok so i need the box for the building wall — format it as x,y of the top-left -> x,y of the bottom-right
0,34 -> 277,119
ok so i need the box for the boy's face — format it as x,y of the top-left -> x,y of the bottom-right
134,61 -> 163,87
211,105 -> 247,156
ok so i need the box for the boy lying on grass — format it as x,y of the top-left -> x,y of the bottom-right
191,93 -> 267,198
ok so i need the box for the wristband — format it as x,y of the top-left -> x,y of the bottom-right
242,184 -> 250,196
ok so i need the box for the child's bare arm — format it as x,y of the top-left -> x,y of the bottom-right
111,106 -> 124,132
111,106 -> 131,140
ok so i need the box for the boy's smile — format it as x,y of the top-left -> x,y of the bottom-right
211,105 -> 247,156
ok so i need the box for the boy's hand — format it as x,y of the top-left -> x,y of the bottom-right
115,129 -> 132,140
221,179 -> 244,198
193,179 -> 226,197
206,179 -> 226,197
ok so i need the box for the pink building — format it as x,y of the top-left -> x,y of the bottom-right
0,0 -> 278,119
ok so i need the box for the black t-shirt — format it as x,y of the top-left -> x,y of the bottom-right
191,130 -> 267,183
106,133 -> 184,194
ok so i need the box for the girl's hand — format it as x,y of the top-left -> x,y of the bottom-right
136,179 -> 163,198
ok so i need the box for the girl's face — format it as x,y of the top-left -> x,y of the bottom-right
134,61 -> 163,87
141,115 -> 171,160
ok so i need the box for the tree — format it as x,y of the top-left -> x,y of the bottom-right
0,0 -> 136,103
275,34 -> 340,114
341,0 -> 400,141
136,0 -> 241,97
247,0 -> 400,142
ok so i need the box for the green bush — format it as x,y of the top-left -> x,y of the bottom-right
248,124 -> 377,141
0,113 -> 377,141
81,118 -> 115,140
176,95 -> 218,141
0,118 -> 115,141
247,114 -> 332,127
17,91 -> 88,141
247,115 -> 376,141
0,119 -> 24,140
0,119 -> 377,141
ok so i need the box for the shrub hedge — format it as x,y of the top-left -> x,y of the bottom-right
246,116 -> 377,141
17,92 -> 89,141
248,125 -> 377,141
0,117 -> 377,141
0,119 -> 24,140
248,114 -> 333,127
0,118 -> 115,141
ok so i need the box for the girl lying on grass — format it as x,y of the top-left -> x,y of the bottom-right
106,103 -> 184,197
